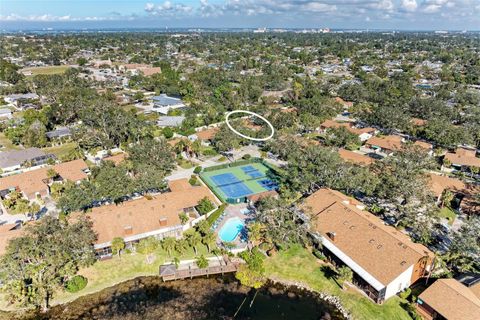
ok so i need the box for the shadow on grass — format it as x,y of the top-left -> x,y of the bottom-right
320,265 -> 343,289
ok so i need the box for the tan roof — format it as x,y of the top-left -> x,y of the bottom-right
445,147 -> 480,168
103,153 -> 126,166
321,120 -> 352,130
411,118 -> 427,126
349,127 -> 376,135
419,279 -> 480,320
122,63 -> 150,69
304,188 -> 433,285
427,173 -> 467,198
196,127 -> 219,141
414,140 -> 433,150
334,97 -> 353,107
141,67 -> 161,76
83,179 -> 219,245
0,224 -> 24,255
338,149 -> 374,166
366,135 -> 404,152
0,159 -> 88,200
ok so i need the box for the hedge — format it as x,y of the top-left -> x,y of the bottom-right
206,204 -> 227,226
65,275 -> 88,293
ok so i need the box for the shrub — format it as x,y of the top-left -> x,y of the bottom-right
313,249 -> 327,261
196,197 -> 215,215
189,176 -> 198,186
218,156 -> 227,162
242,154 -> 251,160
202,149 -> 218,156
399,287 -> 412,300
65,275 -> 88,293
193,166 -> 202,174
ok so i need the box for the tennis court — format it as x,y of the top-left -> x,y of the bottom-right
200,161 -> 278,203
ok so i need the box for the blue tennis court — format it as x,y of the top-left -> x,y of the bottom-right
241,165 -> 257,173
248,171 -> 264,179
257,179 -> 277,190
219,182 -> 253,198
211,173 -> 240,186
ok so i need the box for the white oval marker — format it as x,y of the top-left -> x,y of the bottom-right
225,110 -> 275,142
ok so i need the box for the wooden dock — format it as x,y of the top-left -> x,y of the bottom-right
160,258 -> 241,281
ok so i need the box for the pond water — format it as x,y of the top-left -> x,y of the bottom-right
5,276 -> 346,320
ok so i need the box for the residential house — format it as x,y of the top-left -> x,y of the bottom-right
416,278 -> 480,320
102,153 -> 126,166
0,148 -> 55,172
46,126 -> 71,140
157,116 -> 185,128
320,120 -> 376,142
0,108 -> 13,121
188,127 -> 219,146
0,159 -> 89,202
3,93 -> 39,108
365,135 -> 404,155
83,179 -> 219,258
338,149 -> 375,166
444,147 -> 480,171
0,223 -> 24,255
152,94 -> 186,115
414,141 -> 434,156
303,188 -> 435,303
427,173 -> 479,215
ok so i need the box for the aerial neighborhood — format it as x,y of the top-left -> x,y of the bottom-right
0,27 -> 479,320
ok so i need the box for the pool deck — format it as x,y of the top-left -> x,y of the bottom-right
212,204 -> 253,249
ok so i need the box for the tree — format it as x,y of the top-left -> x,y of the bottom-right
195,255 -> 209,269
324,127 -> 361,150
443,216 -> 480,273
255,197 -> 310,248
135,237 -> 159,255
202,231 -> 216,253
336,266 -> 354,287
185,231 -> 202,255
174,238 -> 188,255
111,237 -> 125,257
247,222 -> 266,246
440,190 -> 454,208
0,216 -> 96,310
235,248 -> 266,289
162,237 -> 176,257
46,168 -> 59,180
196,197 -> 215,215
179,212 -> 189,225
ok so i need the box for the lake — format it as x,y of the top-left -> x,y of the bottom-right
6,276 -> 345,320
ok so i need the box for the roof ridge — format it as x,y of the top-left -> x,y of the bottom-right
441,280 -> 480,307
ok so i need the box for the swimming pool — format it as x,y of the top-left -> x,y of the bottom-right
218,217 -> 245,242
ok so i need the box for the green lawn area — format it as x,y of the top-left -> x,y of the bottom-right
51,243 -> 213,306
265,245 -> 413,320
0,133 -> 21,151
42,142 -> 78,160
20,65 -> 70,76
438,207 -> 456,225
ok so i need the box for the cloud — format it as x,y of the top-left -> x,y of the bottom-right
401,0 -> 418,12
144,1 -> 193,16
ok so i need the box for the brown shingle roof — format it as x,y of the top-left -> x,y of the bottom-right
0,224 -> 24,255
419,279 -> 480,320
320,120 -> 353,130
0,159 -> 88,200
338,149 -> 374,166
103,153 -> 126,166
304,188 -> 433,285
366,135 -> 404,152
445,147 -> 480,168
196,127 -> 219,141
83,179 -> 219,246
427,173 -> 467,198
414,140 -> 433,150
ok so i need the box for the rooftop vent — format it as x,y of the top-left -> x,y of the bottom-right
343,220 -> 349,225
349,225 -> 355,230
159,217 -> 168,226
327,232 -> 336,242
369,239 -> 375,244
377,244 -> 383,249
400,261 -> 406,266
124,226 -> 133,235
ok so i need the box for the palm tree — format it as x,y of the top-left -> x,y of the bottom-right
174,238 -> 188,255
441,190 -> 454,208
195,254 -> 209,269
162,237 -> 176,257
202,231 -> 216,253
247,222 -> 265,246
173,256 -> 180,269
185,231 -> 201,255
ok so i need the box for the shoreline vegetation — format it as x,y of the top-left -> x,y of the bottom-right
1,245 -> 412,320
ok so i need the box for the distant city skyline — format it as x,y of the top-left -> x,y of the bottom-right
1,0 -> 479,31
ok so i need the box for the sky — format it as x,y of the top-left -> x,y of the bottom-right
1,0 -> 479,30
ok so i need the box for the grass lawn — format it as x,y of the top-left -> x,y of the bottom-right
438,207 -> 456,225
0,133 -> 21,151
20,65 -> 70,76
51,243 -> 213,306
265,245 -> 413,320
42,142 -> 78,160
